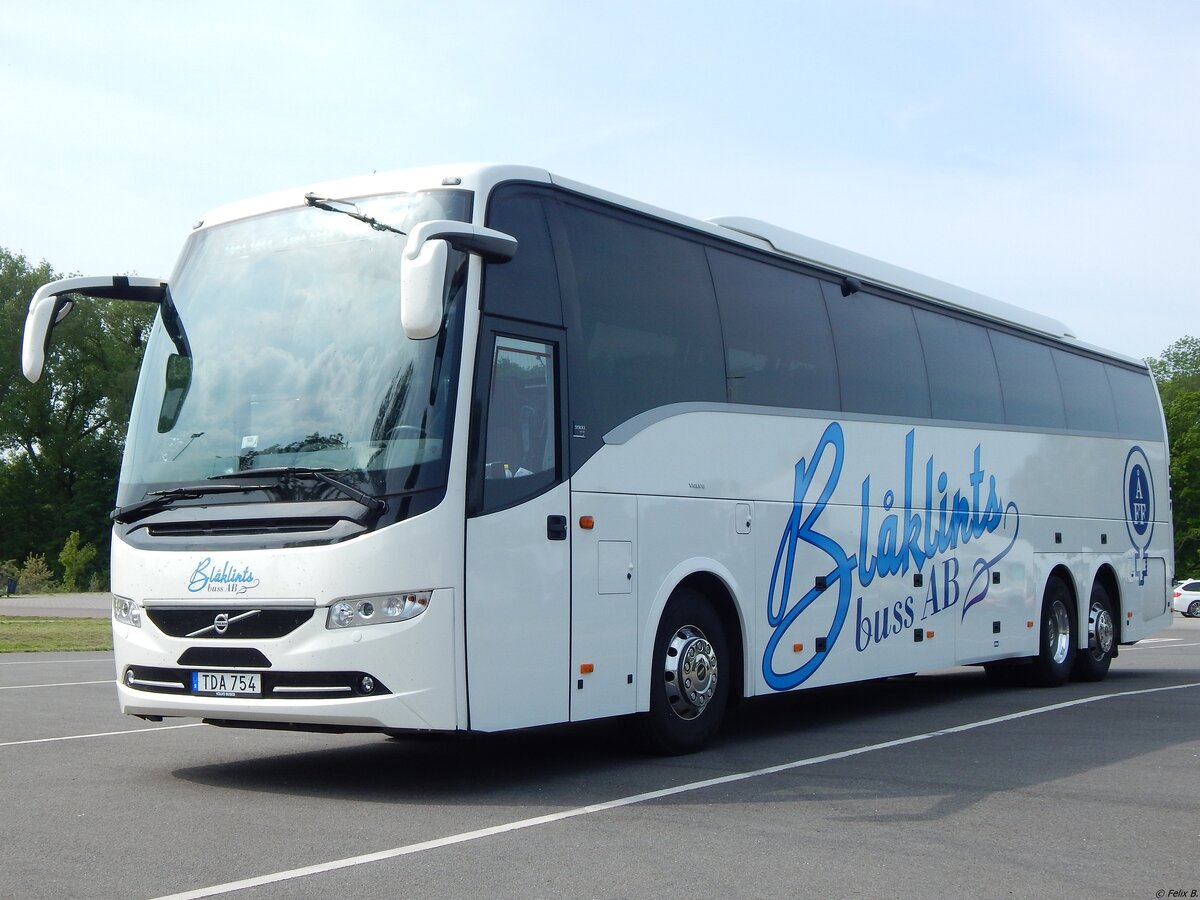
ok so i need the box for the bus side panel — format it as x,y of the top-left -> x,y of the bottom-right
1130,555 -> 1170,637
570,491 -> 639,721
578,408 -> 1172,703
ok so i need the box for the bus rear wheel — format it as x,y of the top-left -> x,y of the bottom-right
1072,583 -> 1115,682
1031,577 -> 1076,687
642,589 -> 728,755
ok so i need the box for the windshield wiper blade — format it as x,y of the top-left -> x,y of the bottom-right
111,483 -> 276,524
304,193 -> 406,236
210,467 -> 387,513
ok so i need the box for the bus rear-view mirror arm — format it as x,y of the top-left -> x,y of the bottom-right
22,274 -> 187,383
401,221 -> 517,340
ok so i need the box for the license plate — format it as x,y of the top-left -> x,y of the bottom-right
192,670 -> 261,697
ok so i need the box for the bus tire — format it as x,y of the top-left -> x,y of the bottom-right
1031,577 -> 1076,687
1072,583 -> 1116,682
642,589 -> 729,755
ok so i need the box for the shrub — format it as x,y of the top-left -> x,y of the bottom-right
17,553 -> 56,594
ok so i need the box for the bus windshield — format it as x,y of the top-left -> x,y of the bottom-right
117,189 -> 471,509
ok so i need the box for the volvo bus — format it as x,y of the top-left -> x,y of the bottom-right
21,164 -> 1173,753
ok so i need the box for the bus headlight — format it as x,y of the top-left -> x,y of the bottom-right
330,601 -> 356,629
112,594 -> 142,627
326,591 -> 431,629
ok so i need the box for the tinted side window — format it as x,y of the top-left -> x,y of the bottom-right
559,203 -> 725,436
708,249 -> 839,410
824,283 -> 931,417
1107,365 -> 1165,439
990,330 -> 1067,429
1053,349 -> 1118,433
482,188 -> 563,326
913,308 -> 1004,423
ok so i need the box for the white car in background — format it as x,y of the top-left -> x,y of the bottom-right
1174,580 -> 1200,618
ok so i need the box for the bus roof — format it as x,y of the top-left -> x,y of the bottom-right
195,163 -> 1143,362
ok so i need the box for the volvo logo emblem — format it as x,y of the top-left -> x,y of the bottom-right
185,609 -> 262,639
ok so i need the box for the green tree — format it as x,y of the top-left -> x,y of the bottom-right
1148,336 -> 1200,575
0,247 -> 154,582
1148,336 -> 1200,395
59,530 -> 98,591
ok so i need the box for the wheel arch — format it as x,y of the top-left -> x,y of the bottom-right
641,561 -> 748,711
1045,563 -> 1080,626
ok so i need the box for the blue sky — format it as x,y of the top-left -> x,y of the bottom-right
3,0 -> 1197,360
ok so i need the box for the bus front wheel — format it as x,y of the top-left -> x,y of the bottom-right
1031,577 -> 1076,687
642,589 -> 729,755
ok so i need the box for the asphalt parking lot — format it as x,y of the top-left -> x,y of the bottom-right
1,613 -> 1198,899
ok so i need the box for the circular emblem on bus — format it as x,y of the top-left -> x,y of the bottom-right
213,613 -> 230,635
1123,446 -> 1154,548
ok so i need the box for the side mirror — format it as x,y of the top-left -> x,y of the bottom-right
157,353 -> 193,433
400,237 -> 450,340
399,221 -> 517,340
22,275 -> 169,383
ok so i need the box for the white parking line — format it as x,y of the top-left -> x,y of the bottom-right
0,657 -> 114,666
0,723 -> 201,748
153,680 -> 1200,900
1132,641 -> 1200,650
0,680 -> 113,691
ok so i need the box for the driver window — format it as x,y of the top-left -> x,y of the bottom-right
483,337 -> 558,506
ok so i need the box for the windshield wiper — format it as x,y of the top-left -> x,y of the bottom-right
210,467 -> 387,513
304,193 -> 406,236
111,483 -> 276,524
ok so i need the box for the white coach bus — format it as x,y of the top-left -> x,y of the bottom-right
22,165 -> 1172,753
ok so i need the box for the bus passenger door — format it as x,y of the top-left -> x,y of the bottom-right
465,325 -> 570,731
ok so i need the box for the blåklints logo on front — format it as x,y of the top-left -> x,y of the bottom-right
187,557 -> 261,594
1123,446 -> 1154,586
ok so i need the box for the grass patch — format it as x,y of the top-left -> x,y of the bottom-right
0,617 -> 112,653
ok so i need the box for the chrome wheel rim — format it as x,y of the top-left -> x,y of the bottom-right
1189,601 -> 1200,618
1087,601 -> 1114,660
663,624 -> 718,720
1047,601 -> 1071,665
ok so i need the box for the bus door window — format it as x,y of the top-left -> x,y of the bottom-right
477,334 -> 562,514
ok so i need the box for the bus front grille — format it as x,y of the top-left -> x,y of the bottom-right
146,607 -> 315,639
